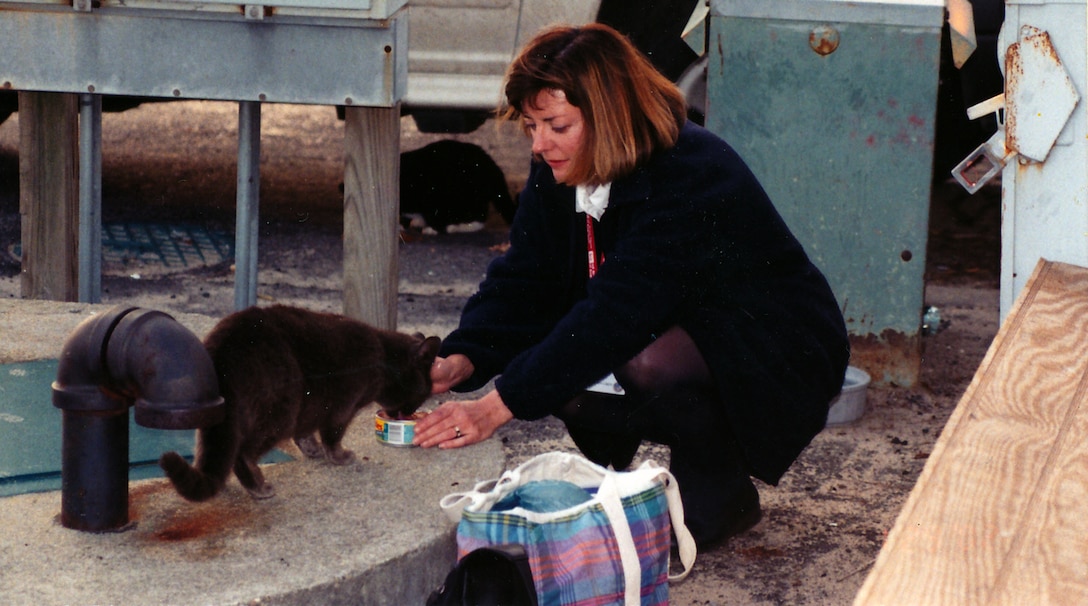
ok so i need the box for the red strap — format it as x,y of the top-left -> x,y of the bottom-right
586,214 -> 600,278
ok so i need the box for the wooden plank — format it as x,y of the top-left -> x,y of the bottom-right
855,260 -> 1088,605
341,104 -> 399,330
990,356 -> 1088,603
18,91 -> 79,301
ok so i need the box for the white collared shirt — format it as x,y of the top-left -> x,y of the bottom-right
575,182 -> 612,220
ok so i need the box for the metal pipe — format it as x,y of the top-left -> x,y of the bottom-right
235,101 -> 261,310
77,93 -> 102,303
61,408 -> 129,531
52,306 -> 224,532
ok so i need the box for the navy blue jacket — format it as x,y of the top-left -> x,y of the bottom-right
441,122 -> 849,483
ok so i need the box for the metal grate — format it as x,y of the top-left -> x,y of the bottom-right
101,222 -> 234,269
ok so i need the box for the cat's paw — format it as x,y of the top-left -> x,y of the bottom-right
295,435 -> 325,459
327,448 -> 355,466
246,483 -> 276,500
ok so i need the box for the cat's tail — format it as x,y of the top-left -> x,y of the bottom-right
159,422 -> 236,502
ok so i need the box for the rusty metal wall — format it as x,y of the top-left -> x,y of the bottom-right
706,0 -> 945,386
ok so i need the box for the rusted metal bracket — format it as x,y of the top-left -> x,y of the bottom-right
1005,26 -> 1080,163
951,25 -> 1080,194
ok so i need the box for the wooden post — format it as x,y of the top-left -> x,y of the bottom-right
18,92 -> 80,301
342,105 -> 400,330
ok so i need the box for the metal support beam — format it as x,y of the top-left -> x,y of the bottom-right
77,93 -> 102,303
234,101 -> 261,310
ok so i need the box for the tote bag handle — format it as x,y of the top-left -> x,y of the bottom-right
598,464 -> 697,605
597,473 -> 642,605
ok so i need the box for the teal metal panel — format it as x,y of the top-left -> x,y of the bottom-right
0,360 -> 291,497
705,9 -> 942,385
709,0 -> 945,28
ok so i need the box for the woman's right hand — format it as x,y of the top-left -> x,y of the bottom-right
413,389 -> 514,449
430,354 -> 475,394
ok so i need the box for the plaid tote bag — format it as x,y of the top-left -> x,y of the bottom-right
439,452 -> 697,606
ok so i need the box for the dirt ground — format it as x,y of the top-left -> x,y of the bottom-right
0,101 -> 1002,605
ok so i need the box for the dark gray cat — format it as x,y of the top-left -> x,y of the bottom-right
160,305 -> 440,501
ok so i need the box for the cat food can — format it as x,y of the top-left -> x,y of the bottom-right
375,411 -> 426,447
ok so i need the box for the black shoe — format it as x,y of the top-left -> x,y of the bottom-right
565,424 -> 642,471
605,432 -> 642,470
683,479 -> 761,549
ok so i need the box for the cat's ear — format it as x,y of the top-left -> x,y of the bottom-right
415,336 -> 441,364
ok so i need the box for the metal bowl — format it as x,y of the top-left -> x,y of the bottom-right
826,366 -> 871,426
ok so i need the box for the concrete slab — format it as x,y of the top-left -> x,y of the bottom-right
0,300 -> 505,605
0,300 -> 221,364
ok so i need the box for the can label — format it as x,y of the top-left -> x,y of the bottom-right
375,411 -> 425,447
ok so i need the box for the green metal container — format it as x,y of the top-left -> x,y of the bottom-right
706,0 -> 945,386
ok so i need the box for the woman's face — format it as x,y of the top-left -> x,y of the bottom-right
523,89 -> 585,184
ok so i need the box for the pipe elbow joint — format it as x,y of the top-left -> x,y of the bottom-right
53,306 -> 224,430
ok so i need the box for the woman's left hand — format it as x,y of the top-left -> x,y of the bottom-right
412,389 -> 515,449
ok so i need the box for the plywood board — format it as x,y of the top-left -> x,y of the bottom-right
855,259 -> 1088,605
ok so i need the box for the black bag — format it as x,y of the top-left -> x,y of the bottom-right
426,544 -> 538,606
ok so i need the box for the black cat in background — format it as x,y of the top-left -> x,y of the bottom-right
399,140 -> 517,234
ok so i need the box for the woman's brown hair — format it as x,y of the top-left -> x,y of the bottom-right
503,23 -> 687,185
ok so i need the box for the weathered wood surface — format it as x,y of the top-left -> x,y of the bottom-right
342,104 -> 400,330
18,91 -> 79,301
855,259 -> 1088,605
